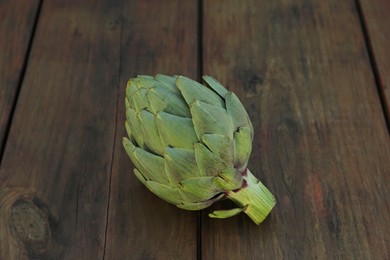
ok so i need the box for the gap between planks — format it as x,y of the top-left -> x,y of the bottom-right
354,0 -> 390,132
0,0 -> 43,163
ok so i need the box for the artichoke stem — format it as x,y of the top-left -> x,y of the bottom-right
226,169 -> 276,225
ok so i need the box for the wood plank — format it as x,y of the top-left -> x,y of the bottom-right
0,0 -> 121,259
359,0 -> 390,123
104,1 -> 199,259
201,0 -> 390,259
0,0 -> 40,156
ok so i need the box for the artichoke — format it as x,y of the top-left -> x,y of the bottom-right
123,74 -> 275,224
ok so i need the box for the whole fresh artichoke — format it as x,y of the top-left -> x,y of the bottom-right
123,74 -> 275,224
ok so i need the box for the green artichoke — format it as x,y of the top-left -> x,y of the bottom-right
123,74 -> 275,224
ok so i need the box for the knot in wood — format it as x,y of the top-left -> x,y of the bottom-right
10,199 -> 51,251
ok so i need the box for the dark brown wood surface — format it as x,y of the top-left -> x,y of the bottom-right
359,0 -> 390,123
0,0 -> 120,258
201,0 -> 390,259
0,0 -> 40,155
0,0 -> 389,259
104,1 -> 199,259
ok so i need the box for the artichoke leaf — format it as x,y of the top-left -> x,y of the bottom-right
213,167 -> 242,191
234,127 -> 252,171
177,193 -> 225,211
138,110 -> 164,155
194,143 -> 229,176
133,168 -> 147,186
123,138 -> 151,182
155,74 -> 180,94
137,75 -> 154,80
126,106 -> 144,148
179,176 -> 220,202
124,121 -> 132,140
132,87 -> 149,112
133,145 -> 168,185
135,77 -> 155,89
156,112 -> 198,149
164,147 -> 200,182
201,134 -> 233,162
209,208 -> 243,219
146,89 -> 168,114
225,91 -> 253,134
126,80 -> 138,102
176,76 -> 224,107
146,181 -> 183,204
125,97 -> 131,109
202,75 -> 229,97
150,87 -> 191,117
190,100 -> 233,140
123,137 -> 136,157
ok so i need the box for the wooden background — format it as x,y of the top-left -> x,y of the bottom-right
0,0 -> 389,259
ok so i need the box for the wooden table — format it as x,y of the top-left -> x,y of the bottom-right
1,0 -> 389,259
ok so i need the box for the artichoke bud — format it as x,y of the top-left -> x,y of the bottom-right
123,74 -> 275,224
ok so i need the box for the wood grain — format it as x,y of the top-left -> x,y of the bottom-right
2,0 -> 389,258
0,0 -> 40,156
359,0 -> 390,123
104,1 -> 199,259
0,0 -> 121,259
201,0 -> 390,259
